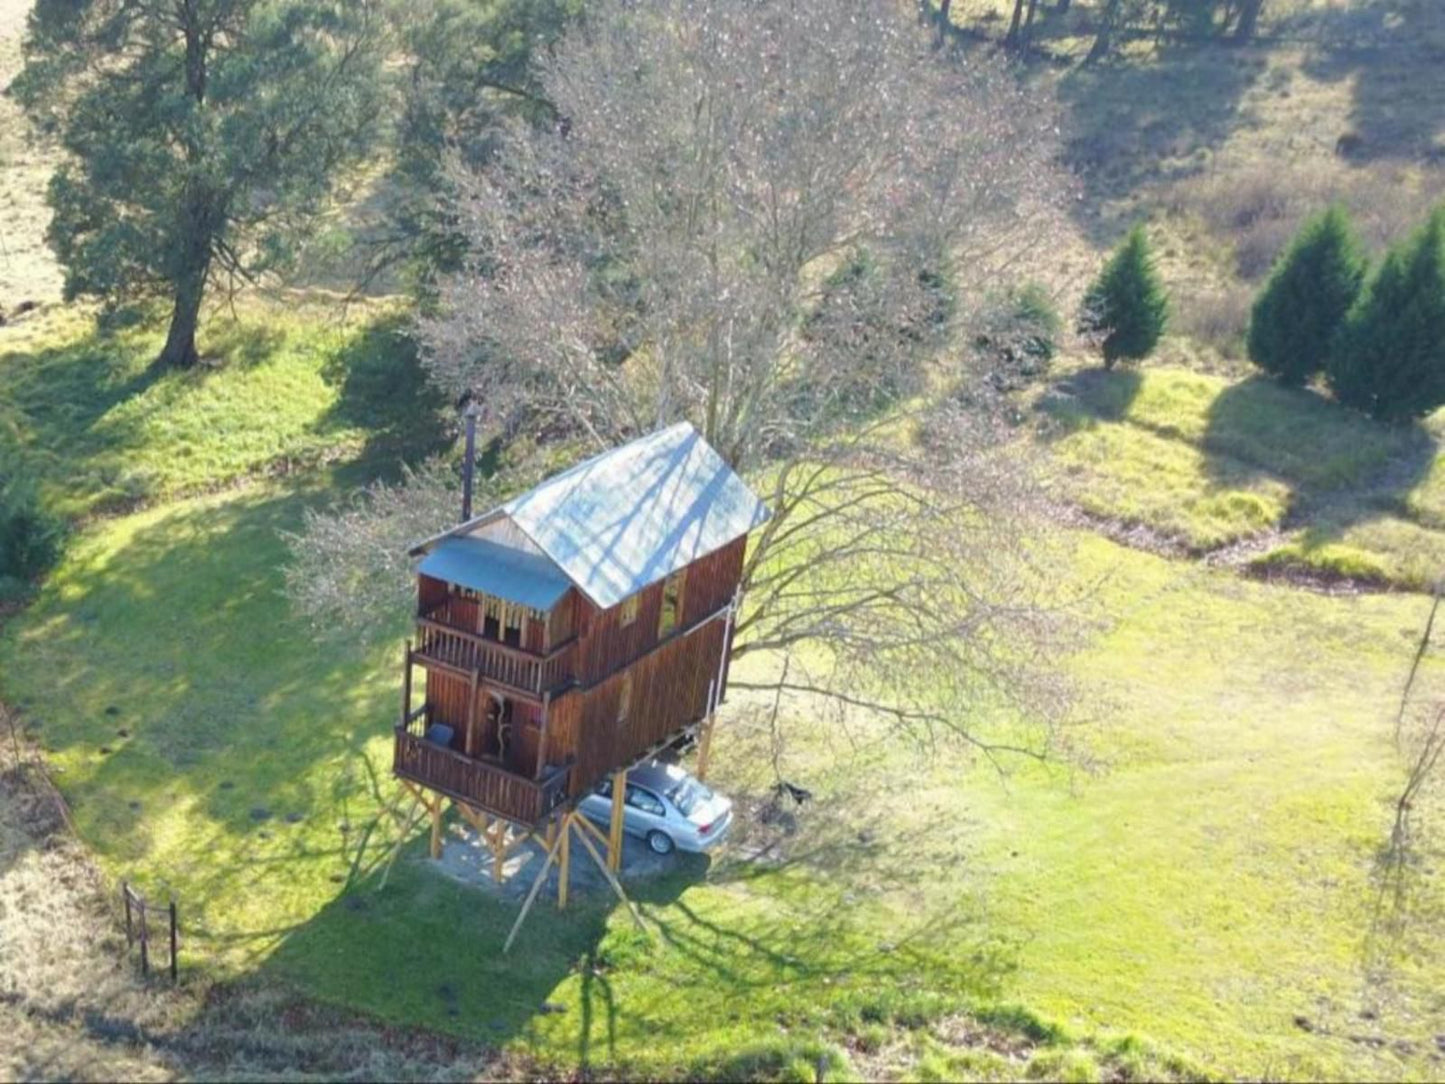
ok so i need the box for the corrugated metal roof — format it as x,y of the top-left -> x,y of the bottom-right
412,422 -> 770,611
500,422 -> 769,609
417,535 -> 573,611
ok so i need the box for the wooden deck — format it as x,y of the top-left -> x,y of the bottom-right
394,718 -> 572,827
411,618 -> 577,699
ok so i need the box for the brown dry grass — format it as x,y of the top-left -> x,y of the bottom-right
0,707 -> 520,1083
0,0 -> 62,313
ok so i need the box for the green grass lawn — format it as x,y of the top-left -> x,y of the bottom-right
3,306 -> 1444,1080
1041,363 -> 1445,586
0,301 -> 442,519
4,477 -> 1441,1080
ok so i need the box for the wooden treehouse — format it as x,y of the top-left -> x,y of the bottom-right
395,421 -> 768,905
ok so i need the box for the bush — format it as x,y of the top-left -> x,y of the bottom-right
1328,207 -> 1445,421
974,282 -> 1062,391
1247,205 -> 1367,385
1078,225 -> 1168,368
0,477 -> 63,596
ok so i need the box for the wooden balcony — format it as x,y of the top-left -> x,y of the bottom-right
394,712 -> 572,827
412,618 -> 577,699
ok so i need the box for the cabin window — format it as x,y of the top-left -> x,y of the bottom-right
658,569 -> 686,638
617,673 -> 632,723
620,594 -> 639,628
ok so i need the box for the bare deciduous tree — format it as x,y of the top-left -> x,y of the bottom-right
291,0 -> 1079,764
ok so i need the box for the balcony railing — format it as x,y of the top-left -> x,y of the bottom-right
412,618 -> 576,697
394,716 -> 571,826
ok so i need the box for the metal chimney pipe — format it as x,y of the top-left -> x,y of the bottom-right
460,401 -> 481,523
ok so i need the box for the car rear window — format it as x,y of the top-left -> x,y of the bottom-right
666,778 -> 711,816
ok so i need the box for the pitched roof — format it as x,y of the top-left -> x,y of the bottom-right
417,535 -> 573,612
412,422 -> 770,611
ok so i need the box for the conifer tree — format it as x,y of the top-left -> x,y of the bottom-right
1248,206 -> 1366,386
1079,225 -> 1169,368
1328,208 -> 1445,422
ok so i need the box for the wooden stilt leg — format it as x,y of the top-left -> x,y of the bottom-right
557,812 -> 572,909
492,820 -> 506,883
545,815 -> 557,852
696,678 -> 718,782
429,797 -> 443,860
572,812 -> 648,936
503,826 -> 565,954
608,770 -> 627,872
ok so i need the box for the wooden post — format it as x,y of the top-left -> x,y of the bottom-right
535,692 -> 551,780
138,899 -> 149,977
400,640 -> 413,727
429,795 -> 443,860
491,819 -> 506,884
168,899 -> 178,983
544,813 -> 557,852
503,823 -> 566,954
696,679 -> 717,782
608,769 -> 627,873
122,882 -> 134,947
558,813 -> 572,909
465,668 -> 480,757
572,812 -> 649,936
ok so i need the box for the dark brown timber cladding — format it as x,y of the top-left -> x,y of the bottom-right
571,616 -> 727,796
574,536 -> 746,684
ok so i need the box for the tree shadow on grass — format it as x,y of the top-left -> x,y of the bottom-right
1057,45 -> 1268,241
1035,366 -> 1146,438
1298,0 -> 1445,165
315,311 -> 451,485
1201,378 -> 1436,537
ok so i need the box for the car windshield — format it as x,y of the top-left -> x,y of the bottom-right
666,777 -> 710,816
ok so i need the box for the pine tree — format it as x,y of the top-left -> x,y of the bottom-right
1079,225 -> 1169,368
13,1 -> 386,369
1247,206 -> 1366,386
1328,208 -> 1445,422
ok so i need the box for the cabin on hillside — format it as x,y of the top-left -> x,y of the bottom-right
394,422 -> 769,860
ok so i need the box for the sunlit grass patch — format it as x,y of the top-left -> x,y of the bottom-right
0,300 -> 439,519
1048,418 -> 1289,548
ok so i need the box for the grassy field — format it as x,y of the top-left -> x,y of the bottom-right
3,0 -> 1445,1080
4,322 -> 1444,1077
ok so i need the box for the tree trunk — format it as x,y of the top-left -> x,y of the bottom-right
1023,0 -> 1041,41
158,268 -> 206,369
1005,0 -> 1027,45
1232,0 -> 1263,41
1086,0 -> 1123,63
1056,0 -> 1071,11
936,0 -> 953,42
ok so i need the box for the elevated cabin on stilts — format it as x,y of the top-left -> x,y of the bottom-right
394,421 -> 769,880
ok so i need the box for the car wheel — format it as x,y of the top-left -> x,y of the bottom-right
646,830 -> 675,855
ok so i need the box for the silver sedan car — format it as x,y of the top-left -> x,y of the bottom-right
578,759 -> 733,855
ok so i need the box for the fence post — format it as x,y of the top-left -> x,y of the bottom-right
168,899 -> 178,982
138,899 -> 149,977
122,882 -> 133,947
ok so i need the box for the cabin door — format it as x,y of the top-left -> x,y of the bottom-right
483,693 -> 514,765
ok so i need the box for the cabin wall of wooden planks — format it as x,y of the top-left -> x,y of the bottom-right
569,616 -> 727,797
573,536 -> 744,684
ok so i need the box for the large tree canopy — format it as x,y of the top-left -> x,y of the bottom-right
290,0 -> 1078,763
12,0 -> 387,367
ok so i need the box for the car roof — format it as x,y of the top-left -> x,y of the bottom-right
625,759 -> 688,792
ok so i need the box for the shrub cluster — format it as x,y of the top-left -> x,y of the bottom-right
0,477 -> 63,600
1247,205 -> 1445,422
